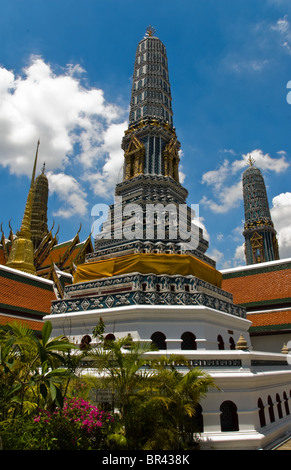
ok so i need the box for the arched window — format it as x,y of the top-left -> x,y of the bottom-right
80,335 -> 92,350
151,331 -> 167,350
184,404 -> 204,434
276,393 -> 283,419
283,392 -> 290,415
104,333 -> 115,347
268,395 -> 275,423
258,398 -> 266,427
217,335 -> 225,350
181,332 -> 197,350
105,333 -> 115,341
220,401 -> 239,432
229,337 -> 235,350
194,404 -> 204,433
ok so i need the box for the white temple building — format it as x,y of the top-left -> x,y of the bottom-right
45,27 -> 291,450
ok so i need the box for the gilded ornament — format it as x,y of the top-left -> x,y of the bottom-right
6,140 -> 40,275
235,334 -> 248,350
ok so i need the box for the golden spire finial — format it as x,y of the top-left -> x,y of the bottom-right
235,334 -> 248,350
146,25 -> 156,37
247,155 -> 255,167
6,140 -> 40,275
18,139 -> 40,239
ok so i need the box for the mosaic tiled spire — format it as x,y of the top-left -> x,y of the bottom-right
242,156 -> 279,265
92,28 -> 211,266
129,25 -> 173,129
122,25 -> 179,180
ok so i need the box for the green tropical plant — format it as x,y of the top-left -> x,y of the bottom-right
0,321 -> 77,419
92,336 -> 154,418
138,355 -> 217,449
89,325 -> 217,450
0,318 -> 217,451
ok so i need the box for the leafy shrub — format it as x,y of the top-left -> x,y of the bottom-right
1,397 -> 114,450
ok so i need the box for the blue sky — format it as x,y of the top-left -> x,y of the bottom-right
0,0 -> 291,269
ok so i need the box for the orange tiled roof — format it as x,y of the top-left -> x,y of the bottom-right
39,242 -> 71,268
61,244 -> 83,269
248,310 -> 291,328
0,313 -> 44,331
0,267 -> 56,316
222,268 -> 291,306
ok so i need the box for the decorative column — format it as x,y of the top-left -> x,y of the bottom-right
242,157 -> 279,265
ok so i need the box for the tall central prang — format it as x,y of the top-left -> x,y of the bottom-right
90,27 -> 211,266
124,25 -> 176,179
50,27 -> 247,353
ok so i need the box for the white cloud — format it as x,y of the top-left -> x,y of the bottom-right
271,192 -> 291,259
201,149 -> 289,213
207,247 -> 232,270
239,149 -> 289,173
0,56 -> 128,216
272,16 -> 290,35
195,216 -> 210,242
200,181 -> 242,214
201,157 -> 243,213
234,244 -> 245,264
84,121 -> 128,199
230,223 -> 245,243
202,159 -> 230,190
221,14 -> 291,75
222,149 -> 237,156
47,172 -> 88,219
207,247 -> 224,264
271,15 -> 291,55
231,58 -> 269,73
201,150 -> 291,266
178,150 -> 186,184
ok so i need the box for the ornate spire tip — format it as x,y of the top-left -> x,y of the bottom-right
146,25 -> 156,37
247,155 -> 255,167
